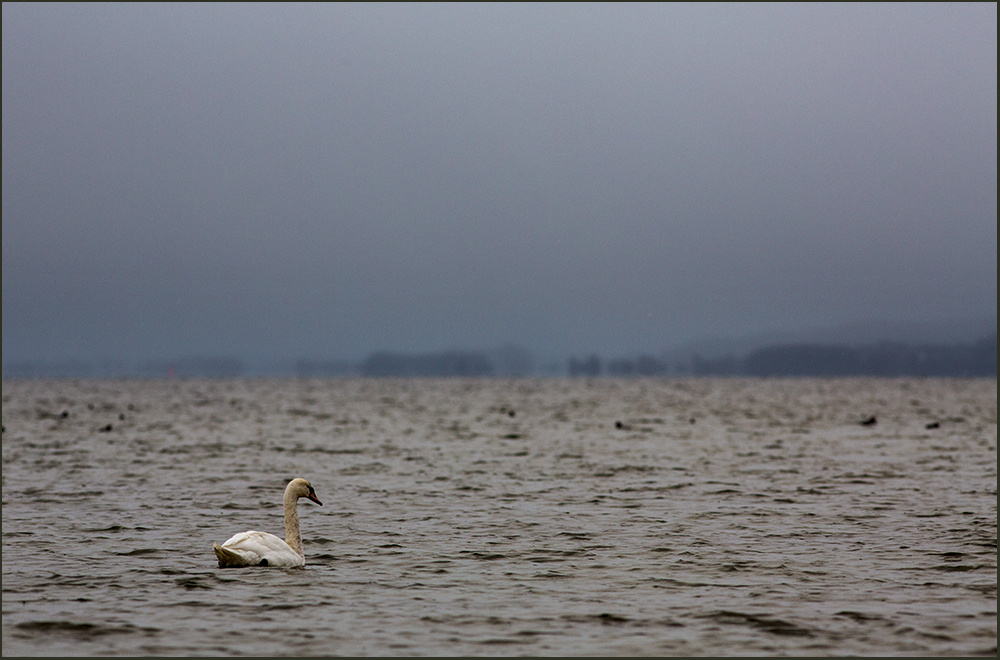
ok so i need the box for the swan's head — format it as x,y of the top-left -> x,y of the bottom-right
287,478 -> 323,506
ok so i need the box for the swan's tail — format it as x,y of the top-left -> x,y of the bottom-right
214,542 -> 253,568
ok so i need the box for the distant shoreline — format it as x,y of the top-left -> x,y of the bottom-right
4,333 -> 995,380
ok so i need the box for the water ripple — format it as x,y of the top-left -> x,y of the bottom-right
3,377 -> 996,656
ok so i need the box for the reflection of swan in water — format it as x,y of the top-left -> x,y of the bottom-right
213,478 -> 322,568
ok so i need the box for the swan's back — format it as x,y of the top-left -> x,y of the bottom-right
214,531 -> 305,568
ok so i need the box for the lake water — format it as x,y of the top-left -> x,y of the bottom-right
2,377 -> 996,656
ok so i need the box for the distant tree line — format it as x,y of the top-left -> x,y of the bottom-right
359,351 -> 495,377
4,334 -> 994,379
569,354 -> 669,377
143,357 -> 244,378
294,359 -> 355,377
353,345 -> 534,377
567,333 -> 996,378
691,333 -> 997,377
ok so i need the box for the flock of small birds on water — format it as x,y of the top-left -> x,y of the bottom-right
1,402 -> 953,435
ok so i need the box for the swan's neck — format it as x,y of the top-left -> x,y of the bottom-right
283,488 -> 303,555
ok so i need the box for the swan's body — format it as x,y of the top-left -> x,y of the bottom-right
213,478 -> 322,568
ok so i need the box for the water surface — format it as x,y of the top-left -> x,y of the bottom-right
2,377 -> 996,655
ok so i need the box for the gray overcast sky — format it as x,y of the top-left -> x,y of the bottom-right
3,3 -> 996,366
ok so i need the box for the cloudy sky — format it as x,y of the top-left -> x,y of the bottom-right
3,3 -> 996,367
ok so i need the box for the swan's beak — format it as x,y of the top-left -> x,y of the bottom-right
307,488 -> 322,506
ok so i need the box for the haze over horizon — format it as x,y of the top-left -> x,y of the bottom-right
3,3 -> 996,371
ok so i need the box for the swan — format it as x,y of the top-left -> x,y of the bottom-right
213,478 -> 322,568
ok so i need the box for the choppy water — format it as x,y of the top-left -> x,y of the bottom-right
2,377 -> 996,656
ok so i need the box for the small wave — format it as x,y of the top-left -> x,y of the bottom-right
310,553 -> 340,561
460,551 -> 507,560
556,531 -> 592,539
175,577 -> 214,590
707,610 -> 814,637
561,613 -> 632,625
260,603 -> 308,611
13,620 -> 159,639
474,637 -> 532,645
930,563 -> 993,572
82,525 -> 128,533
115,548 -> 160,556
835,610 -> 887,622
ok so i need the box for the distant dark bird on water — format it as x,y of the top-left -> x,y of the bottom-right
925,421 -> 940,429
860,416 -> 877,426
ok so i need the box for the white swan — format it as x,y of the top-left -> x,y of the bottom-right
213,478 -> 322,568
